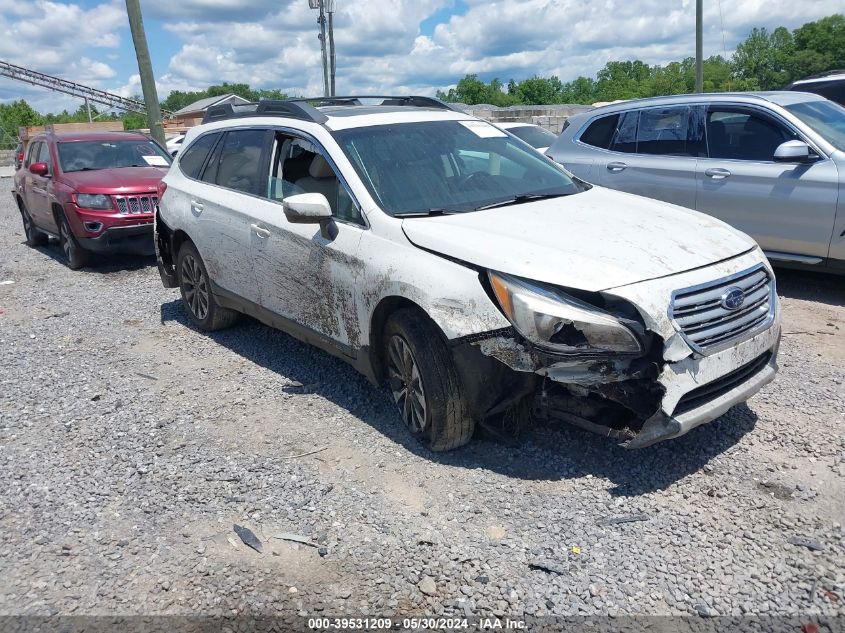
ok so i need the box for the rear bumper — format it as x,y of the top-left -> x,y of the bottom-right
77,223 -> 154,255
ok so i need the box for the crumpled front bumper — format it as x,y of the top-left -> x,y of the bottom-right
626,323 -> 780,448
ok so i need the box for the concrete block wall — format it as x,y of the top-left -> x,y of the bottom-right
0,150 -> 15,167
457,104 -> 593,134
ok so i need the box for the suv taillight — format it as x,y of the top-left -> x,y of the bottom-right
156,180 -> 167,200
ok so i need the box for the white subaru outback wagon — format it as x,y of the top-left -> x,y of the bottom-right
155,96 -> 781,451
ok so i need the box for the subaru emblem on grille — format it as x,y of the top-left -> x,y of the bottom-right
720,287 -> 746,311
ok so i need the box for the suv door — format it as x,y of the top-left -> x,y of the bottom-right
696,104 -> 839,260
23,140 -> 52,228
179,129 -> 269,304
598,105 -> 703,209
247,132 -> 366,356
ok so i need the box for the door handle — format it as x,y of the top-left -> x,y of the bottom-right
606,161 -> 627,172
704,167 -> 731,180
190,200 -> 204,215
250,224 -> 270,239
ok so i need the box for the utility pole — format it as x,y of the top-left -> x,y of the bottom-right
84,97 -> 92,123
318,1 -> 330,96
310,0 -> 336,96
328,5 -> 336,96
125,0 -> 165,146
695,0 -> 703,93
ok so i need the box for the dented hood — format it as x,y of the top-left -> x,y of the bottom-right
401,187 -> 756,292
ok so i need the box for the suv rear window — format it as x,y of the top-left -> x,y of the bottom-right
179,133 -> 220,180
213,130 -> 268,195
579,114 -> 618,149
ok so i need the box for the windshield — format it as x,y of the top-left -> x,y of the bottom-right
506,125 -> 558,149
332,120 -> 586,216
784,100 -> 845,152
57,139 -> 172,173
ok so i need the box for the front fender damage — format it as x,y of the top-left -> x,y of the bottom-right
463,330 -> 668,447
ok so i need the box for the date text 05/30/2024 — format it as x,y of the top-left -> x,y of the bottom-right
307,617 -> 527,630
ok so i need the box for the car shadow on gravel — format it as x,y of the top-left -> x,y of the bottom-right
31,240 -> 156,274
160,298 -> 759,498
775,268 -> 844,307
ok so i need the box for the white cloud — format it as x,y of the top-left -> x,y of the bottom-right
1,0 -> 843,114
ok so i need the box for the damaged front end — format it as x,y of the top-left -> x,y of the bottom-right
464,331 -> 667,446
448,270 -> 671,447
454,267 -> 780,448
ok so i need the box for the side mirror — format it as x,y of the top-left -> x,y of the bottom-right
773,140 -> 815,163
29,162 -> 49,177
283,193 -> 338,240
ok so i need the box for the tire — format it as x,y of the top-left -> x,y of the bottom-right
176,241 -> 239,331
18,200 -> 48,247
383,308 -> 474,451
57,213 -> 90,269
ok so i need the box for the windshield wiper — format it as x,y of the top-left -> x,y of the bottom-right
393,208 -> 462,218
474,192 -> 575,211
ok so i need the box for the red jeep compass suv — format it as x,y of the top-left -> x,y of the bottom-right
13,131 -> 171,269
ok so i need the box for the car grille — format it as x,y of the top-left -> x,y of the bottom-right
114,194 -> 157,215
669,264 -> 774,353
673,351 -> 772,416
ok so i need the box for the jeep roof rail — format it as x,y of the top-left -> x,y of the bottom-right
290,95 -> 465,112
202,100 -> 329,124
791,69 -> 845,82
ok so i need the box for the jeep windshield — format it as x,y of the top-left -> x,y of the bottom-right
57,140 -> 172,173
333,120 -> 586,217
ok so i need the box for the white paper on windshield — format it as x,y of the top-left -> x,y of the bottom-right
459,120 -> 507,138
142,155 -> 169,167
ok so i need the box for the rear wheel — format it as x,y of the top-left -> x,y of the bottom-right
57,213 -> 90,269
18,200 -> 47,247
384,309 -> 474,451
176,241 -> 238,331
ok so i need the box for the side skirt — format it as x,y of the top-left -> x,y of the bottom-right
210,282 -> 379,384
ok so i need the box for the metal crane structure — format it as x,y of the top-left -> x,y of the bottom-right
0,59 -> 173,117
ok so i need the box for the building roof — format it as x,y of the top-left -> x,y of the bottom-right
174,94 -> 251,116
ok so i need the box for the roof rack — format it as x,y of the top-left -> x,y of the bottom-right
201,95 -> 464,124
202,100 -> 329,124
291,95 -> 465,112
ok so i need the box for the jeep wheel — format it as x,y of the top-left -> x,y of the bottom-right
176,241 -> 238,331
57,214 -> 90,269
18,201 -> 47,247
384,309 -> 474,451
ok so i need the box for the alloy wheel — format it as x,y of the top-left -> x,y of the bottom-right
387,334 -> 427,433
180,254 -> 209,321
59,221 -> 73,260
22,212 -> 34,241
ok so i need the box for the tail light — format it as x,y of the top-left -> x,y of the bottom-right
156,180 -> 167,201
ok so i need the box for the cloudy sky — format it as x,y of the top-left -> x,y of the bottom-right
0,0 -> 841,113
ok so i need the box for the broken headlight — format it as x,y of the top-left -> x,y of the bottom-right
488,271 -> 642,354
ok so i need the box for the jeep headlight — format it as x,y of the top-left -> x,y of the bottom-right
488,271 -> 642,354
75,193 -> 113,210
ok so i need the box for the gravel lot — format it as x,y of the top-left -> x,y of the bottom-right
1,179 -> 843,623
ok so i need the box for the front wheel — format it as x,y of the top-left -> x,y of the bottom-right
383,309 -> 474,451
57,214 -> 90,269
176,241 -> 238,331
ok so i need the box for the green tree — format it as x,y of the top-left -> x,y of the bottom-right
732,26 -> 794,89
792,14 -> 845,70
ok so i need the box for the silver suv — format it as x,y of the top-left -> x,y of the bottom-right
547,92 -> 845,274
155,96 -> 780,451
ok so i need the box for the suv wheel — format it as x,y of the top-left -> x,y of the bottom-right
384,309 -> 474,451
57,214 -> 90,269
18,201 -> 48,247
177,241 -> 238,331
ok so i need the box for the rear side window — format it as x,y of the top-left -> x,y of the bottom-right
579,114 -> 619,149
179,133 -> 220,179
636,106 -> 704,157
611,111 -> 638,153
214,129 -> 269,195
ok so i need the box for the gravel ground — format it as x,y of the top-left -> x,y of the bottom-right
1,180 -> 843,622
